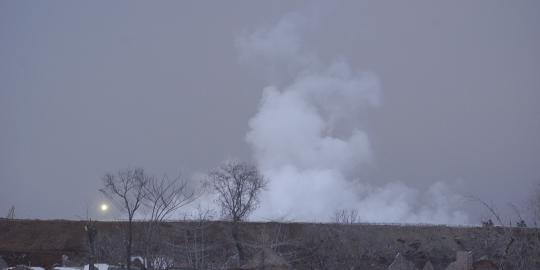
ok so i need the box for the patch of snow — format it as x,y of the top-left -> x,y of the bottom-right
7,267 -> 45,270
83,264 -> 108,270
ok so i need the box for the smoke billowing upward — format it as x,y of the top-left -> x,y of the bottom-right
238,10 -> 468,224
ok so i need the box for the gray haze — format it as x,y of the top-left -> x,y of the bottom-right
1,1 -> 539,223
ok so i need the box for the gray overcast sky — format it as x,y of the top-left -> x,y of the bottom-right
1,1 -> 539,222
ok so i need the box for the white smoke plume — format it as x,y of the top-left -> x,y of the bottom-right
238,11 -> 468,224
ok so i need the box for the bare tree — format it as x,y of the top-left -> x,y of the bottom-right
100,167 -> 149,270
145,174 -> 197,223
467,196 -> 540,270
142,174 -> 198,269
6,206 -> 15,219
208,160 -> 267,265
466,195 -> 508,227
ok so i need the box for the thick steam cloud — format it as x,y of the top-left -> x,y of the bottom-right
238,11 -> 467,224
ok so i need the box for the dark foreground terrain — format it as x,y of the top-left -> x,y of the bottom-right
1,218 -> 539,270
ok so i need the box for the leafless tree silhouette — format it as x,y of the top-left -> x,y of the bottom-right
101,167 -> 149,270
142,174 -> 198,269
208,160 -> 266,265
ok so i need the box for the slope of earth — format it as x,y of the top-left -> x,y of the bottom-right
0,219 -> 539,269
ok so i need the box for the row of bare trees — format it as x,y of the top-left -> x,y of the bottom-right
97,162 -> 540,270
99,160 -> 266,270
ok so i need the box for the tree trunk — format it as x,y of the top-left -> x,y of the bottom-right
86,222 -> 97,270
127,220 -> 132,270
231,221 -> 245,266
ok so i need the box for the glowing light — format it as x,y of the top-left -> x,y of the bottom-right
100,203 -> 109,212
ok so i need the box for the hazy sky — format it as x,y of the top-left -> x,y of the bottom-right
1,1 -> 539,223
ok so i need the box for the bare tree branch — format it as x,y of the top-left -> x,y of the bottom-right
141,173 -> 200,269
207,160 -> 267,266
100,167 -> 149,270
